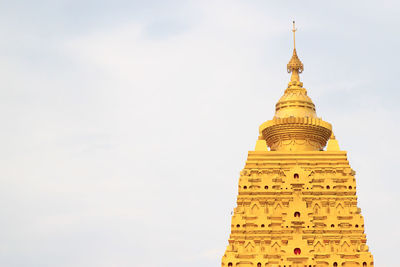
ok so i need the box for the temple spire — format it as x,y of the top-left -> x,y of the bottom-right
222,24 -> 374,267
287,21 -> 304,82
292,20 -> 297,49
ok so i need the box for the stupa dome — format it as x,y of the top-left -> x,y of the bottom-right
259,46 -> 331,151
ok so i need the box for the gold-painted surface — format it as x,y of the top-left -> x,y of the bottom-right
221,23 -> 374,267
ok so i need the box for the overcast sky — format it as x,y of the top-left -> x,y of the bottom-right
0,1 -> 399,266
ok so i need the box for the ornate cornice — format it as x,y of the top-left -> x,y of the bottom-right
260,117 -> 332,152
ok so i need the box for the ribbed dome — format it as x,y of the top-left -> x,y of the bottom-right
275,80 -> 317,119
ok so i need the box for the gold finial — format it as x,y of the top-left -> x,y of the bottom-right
287,21 -> 304,82
292,21 -> 297,49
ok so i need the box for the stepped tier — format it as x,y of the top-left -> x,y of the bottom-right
221,151 -> 374,267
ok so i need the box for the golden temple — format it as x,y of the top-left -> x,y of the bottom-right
221,22 -> 374,267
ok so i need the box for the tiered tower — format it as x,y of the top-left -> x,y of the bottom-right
221,22 -> 374,267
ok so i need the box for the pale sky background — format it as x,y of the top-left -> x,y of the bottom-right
0,1 -> 399,266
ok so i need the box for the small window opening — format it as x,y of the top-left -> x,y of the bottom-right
294,211 -> 300,217
334,263 -> 338,267
294,173 -> 299,179
261,224 -> 265,228
243,186 -> 247,189
326,185 -> 330,189
257,263 -> 261,267
228,263 -> 233,267
355,224 -> 359,228
331,224 -> 335,228
294,248 -> 301,255
236,224 -> 240,228
363,262 -> 367,267
264,185 -> 268,189
349,186 -> 352,189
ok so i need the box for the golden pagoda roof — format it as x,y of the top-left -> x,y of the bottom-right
222,22 -> 373,267
259,22 -> 332,152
